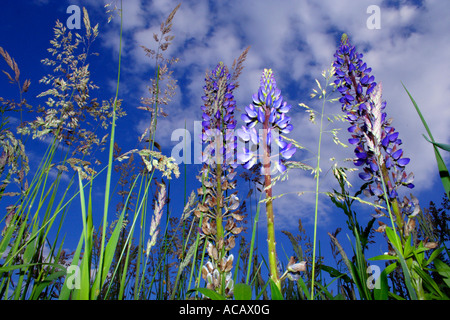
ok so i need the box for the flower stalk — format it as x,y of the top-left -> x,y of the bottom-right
199,59 -> 247,297
238,68 -> 296,294
332,33 -> 418,243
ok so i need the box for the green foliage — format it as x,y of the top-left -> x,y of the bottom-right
403,83 -> 450,198
233,283 -> 252,300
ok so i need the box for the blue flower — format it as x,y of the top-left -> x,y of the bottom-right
237,69 -> 296,174
201,62 -> 238,166
333,34 -> 418,216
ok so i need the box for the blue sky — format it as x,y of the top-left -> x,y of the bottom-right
1,0 -> 450,285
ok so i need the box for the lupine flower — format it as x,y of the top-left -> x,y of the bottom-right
197,60 -> 247,298
237,68 -> 296,293
237,68 -> 296,174
333,34 -> 418,218
201,62 -> 238,167
286,256 -> 307,281
201,243 -> 234,296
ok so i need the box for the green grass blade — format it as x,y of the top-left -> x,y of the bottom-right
97,0 -> 124,295
353,229 -> 372,300
269,278 -> 284,300
433,259 -> 450,288
393,246 -> 418,300
413,264 -> 447,299
233,283 -> 252,300
423,135 -> 450,152
91,212 -> 124,299
77,171 -> 92,300
402,83 -> 450,197
187,288 -> 226,300
0,262 -> 66,273
296,274 -> 310,300
30,269 -> 67,300
246,192 -> 263,285
374,262 -> 396,300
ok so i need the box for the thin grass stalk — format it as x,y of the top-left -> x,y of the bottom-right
170,142 -> 191,299
133,176 -> 146,299
134,171 -> 156,298
246,190 -> 263,285
77,170 -> 91,300
135,38 -> 165,302
187,168 -> 209,293
140,176 -> 169,299
102,173 -> 141,299
145,196 -> 192,300
136,61 -> 162,299
96,0 -> 123,300
310,76 -> 329,300
2,167 -> 70,285
21,173 -> 71,299
118,238 -> 133,300
170,194 -> 207,299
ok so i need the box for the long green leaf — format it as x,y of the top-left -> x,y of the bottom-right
425,247 -> 444,267
77,171 -> 91,300
233,283 -> 252,300
423,135 -> 450,152
353,229 -> 372,300
91,207 -> 125,300
413,264 -> 448,299
393,245 -> 418,300
30,270 -> 67,300
0,262 -> 66,273
187,288 -> 226,300
434,259 -> 450,288
59,232 -> 84,300
97,0 -> 124,298
296,275 -> 310,300
269,278 -> 284,300
374,262 -> 396,300
402,83 -> 450,197
320,265 -> 352,283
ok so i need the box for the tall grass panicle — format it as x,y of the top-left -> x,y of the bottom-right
0,47 -> 31,200
138,3 -> 181,144
18,9 -> 125,179
0,7 -> 121,300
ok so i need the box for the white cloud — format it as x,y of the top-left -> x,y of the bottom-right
88,0 -> 450,228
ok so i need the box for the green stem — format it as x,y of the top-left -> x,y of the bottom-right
215,162 -> 226,296
262,108 -> 281,293
379,161 -> 404,244
311,85 -> 326,300
245,191 -> 263,285
97,0 -> 123,300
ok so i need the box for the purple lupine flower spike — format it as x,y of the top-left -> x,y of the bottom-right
201,62 -> 238,167
333,34 -> 418,218
237,68 -> 296,174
